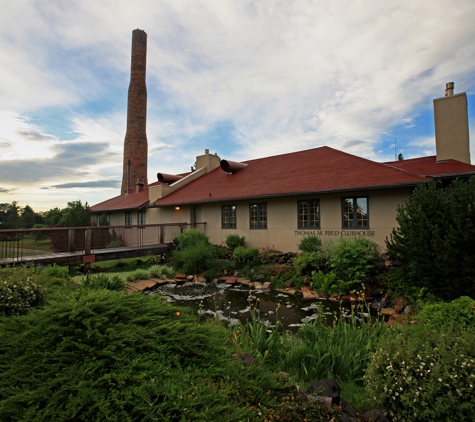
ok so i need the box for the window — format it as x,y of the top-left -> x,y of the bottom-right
222,205 -> 236,229
250,203 -> 267,229
342,197 -> 369,228
125,212 -> 132,226
137,211 -> 146,225
298,200 -> 320,229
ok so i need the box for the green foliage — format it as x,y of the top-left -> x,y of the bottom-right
233,246 -> 259,268
297,234 -> 322,253
0,266 -> 46,316
125,268 -> 151,282
203,259 -> 236,280
264,303 -> 387,384
230,295 -> 282,360
43,264 -> 70,280
58,200 -> 91,227
149,264 -> 176,279
106,239 -> 125,248
386,177 -> 475,300
175,228 -> 210,250
225,233 -> 246,251
172,243 -> 217,275
417,296 -> 475,328
311,270 -> 337,294
293,251 -> 324,276
0,290 -> 294,421
365,323 -> 475,421
79,274 -> 125,291
328,237 -> 378,293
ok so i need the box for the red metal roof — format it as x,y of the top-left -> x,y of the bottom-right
150,146 -> 432,207
91,186 -> 151,212
385,156 -> 475,177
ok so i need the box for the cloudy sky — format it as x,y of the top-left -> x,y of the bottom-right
1,0 -> 475,212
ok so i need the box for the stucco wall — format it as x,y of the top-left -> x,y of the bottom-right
190,188 -> 411,252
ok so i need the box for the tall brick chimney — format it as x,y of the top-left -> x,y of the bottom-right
121,29 -> 148,194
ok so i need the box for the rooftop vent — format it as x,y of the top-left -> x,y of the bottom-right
220,160 -> 248,174
157,173 -> 184,184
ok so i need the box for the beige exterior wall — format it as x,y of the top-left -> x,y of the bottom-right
93,187 -> 412,252
163,187 -> 412,252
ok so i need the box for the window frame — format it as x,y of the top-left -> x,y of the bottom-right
221,205 -> 237,229
137,211 -> 146,226
249,203 -> 267,229
125,212 -> 132,226
297,199 -> 320,229
341,196 -> 369,229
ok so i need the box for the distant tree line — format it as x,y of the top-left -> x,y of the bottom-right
0,200 -> 92,229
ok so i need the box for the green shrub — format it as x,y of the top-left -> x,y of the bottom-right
172,242 -> 216,275
365,324 -> 475,421
417,296 -> 475,328
233,246 -> 259,268
0,290 -> 294,421
297,234 -> 322,252
328,237 -> 378,293
0,266 -> 46,316
125,268 -> 151,282
79,274 -> 125,291
293,251 -> 324,275
225,234 -> 246,251
106,239 -> 125,248
175,228 -> 210,250
386,177 -> 475,300
311,270 -> 337,294
203,259 -> 236,280
149,264 -> 176,279
265,305 -> 388,384
43,264 -> 70,280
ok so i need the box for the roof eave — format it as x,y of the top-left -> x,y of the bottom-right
149,181 -> 427,208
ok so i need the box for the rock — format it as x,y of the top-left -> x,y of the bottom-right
295,386 -> 332,408
263,281 -> 271,289
316,291 -> 329,299
174,273 -> 186,280
307,378 -> 340,399
380,308 -> 397,316
186,275 -> 194,281
301,286 -> 319,300
284,281 -> 294,288
231,353 -> 258,366
339,398 -> 359,419
225,277 -> 239,285
194,274 -> 207,283
361,409 -> 389,421
253,282 -> 263,289
237,278 -> 252,286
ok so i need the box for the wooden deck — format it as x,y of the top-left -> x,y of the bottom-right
0,244 -> 169,267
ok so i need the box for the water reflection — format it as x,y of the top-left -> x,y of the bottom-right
150,281 -> 347,330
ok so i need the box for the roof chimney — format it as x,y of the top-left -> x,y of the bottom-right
136,178 -> 145,193
434,82 -> 471,164
445,82 -> 454,97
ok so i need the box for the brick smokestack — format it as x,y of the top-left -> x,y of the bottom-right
121,29 -> 148,194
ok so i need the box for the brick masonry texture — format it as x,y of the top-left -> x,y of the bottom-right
121,29 -> 148,194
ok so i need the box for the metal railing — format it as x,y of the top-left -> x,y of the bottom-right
0,222 -> 206,263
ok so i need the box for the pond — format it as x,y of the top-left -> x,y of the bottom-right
149,281 -> 374,330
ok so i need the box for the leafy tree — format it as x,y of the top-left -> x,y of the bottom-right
0,202 -> 21,229
43,207 -> 63,226
397,152 -> 404,161
386,177 -> 475,300
21,205 -> 40,228
57,200 -> 92,227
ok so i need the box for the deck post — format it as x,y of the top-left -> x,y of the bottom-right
84,229 -> 92,272
68,230 -> 75,252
